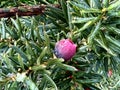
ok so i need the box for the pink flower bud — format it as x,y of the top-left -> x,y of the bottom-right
54,39 -> 77,61
108,69 -> 112,77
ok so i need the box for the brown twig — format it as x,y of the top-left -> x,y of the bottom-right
0,4 -> 60,18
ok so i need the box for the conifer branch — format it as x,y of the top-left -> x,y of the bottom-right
0,4 -> 60,18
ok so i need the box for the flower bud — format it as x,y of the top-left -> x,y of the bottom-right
54,39 -> 77,61
108,69 -> 112,77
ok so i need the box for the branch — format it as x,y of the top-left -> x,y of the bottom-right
0,4 -> 60,18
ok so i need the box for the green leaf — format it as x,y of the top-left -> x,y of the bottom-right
47,58 -> 64,66
85,84 -> 101,90
35,28 -> 42,44
57,63 -> 78,71
46,6 -> 66,22
108,11 -> 120,17
2,54 -> 15,72
109,43 -> 120,54
80,9 -> 102,13
11,18 -> 19,31
47,16 -> 67,30
74,71 -> 86,78
8,81 -> 18,90
10,17 -> 23,38
25,77 -> 39,90
103,57 -> 109,76
16,16 -> 22,35
90,0 -> 101,9
37,46 -> 48,64
26,41 -> 35,59
67,1 -> 72,30
30,17 -> 35,40
44,31 -> 50,52
107,0 -> 120,10
102,0 -> 109,7
60,0 -> 68,22
112,56 -> 120,63
77,79 -> 100,84
17,54 -> 25,70
88,21 -> 101,45
29,42 -> 42,52
95,37 -> 116,56
31,65 -> 46,71
72,17 -> 97,24
74,15 -> 101,34
105,35 -> 120,49
11,46 -> 28,61
76,73 -> 102,84
1,19 -> 6,39
106,26 -> 120,34
43,74 -> 58,90
70,1 -> 89,10
5,24 -> 18,39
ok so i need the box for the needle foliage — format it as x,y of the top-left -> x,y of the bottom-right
0,0 -> 120,90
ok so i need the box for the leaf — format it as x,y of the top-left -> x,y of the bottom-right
26,41 -> 35,59
37,46 -> 48,64
88,21 -> 101,45
109,42 -> 120,54
74,71 -> 86,78
2,54 -> 15,72
11,17 -> 23,37
47,58 -> 64,66
90,0 -> 101,9
106,26 -> 120,34
103,57 -> 109,76
95,38 -> 116,56
70,1 -> 89,10
47,16 -> 66,30
80,9 -> 102,13
110,57 -> 118,72
74,15 -> 101,34
46,6 -> 66,22
43,74 -> 58,90
16,16 -> 22,35
5,24 -> 18,39
85,84 -> 101,90
67,1 -> 72,30
108,11 -> 120,17
35,28 -> 42,44
11,46 -> 28,61
105,35 -> 120,48
29,42 -> 42,52
107,0 -> 120,10
77,79 -> 100,84
57,63 -> 78,71
44,31 -> 50,51
102,0 -> 109,7
76,73 -> 102,84
17,54 -> 25,70
1,19 -> 6,39
8,81 -> 18,90
25,77 -> 39,90
11,18 -> 19,31
31,65 -> 46,71
72,17 -> 97,24
112,56 -> 120,63
60,0 -> 68,22
30,17 -> 35,40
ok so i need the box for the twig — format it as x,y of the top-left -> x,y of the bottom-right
0,4 -> 60,18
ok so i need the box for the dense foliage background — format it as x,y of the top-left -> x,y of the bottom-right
0,0 -> 120,90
